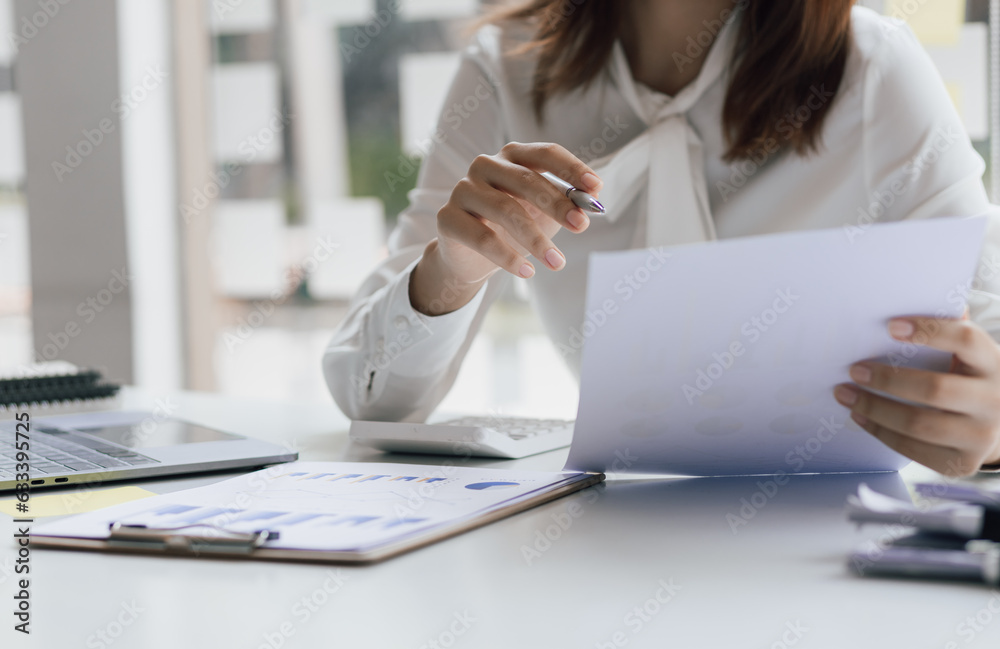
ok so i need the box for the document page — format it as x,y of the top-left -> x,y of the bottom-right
33,462 -> 592,553
566,217 -> 988,476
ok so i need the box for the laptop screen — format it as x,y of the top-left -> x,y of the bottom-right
71,420 -> 242,449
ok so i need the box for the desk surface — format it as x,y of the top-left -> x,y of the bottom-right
4,388 -> 1000,648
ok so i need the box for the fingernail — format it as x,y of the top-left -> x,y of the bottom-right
888,319 -> 915,339
544,248 -> 565,270
566,209 -> 589,231
834,384 -> 858,406
849,364 -> 872,385
851,412 -> 869,427
581,172 -> 601,191
518,263 -> 534,278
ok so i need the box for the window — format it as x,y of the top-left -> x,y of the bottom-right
204,0 -> 578,416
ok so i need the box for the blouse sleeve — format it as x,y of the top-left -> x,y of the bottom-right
861,20 -> 1000,342
322,27 -> 511,422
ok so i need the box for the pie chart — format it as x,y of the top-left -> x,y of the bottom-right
465,481 -> 520,490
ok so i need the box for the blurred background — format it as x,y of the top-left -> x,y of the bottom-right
0,0 -> 993,418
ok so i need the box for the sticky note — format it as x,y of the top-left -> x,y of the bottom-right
0,486 -> 155,518
885,0 -> 965,46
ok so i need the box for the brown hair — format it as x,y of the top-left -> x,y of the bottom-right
486,0 -> 853,160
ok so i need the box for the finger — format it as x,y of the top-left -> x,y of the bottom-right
834,383 -> 986,451
847,361 -> 988,415
888,317 -> 997,376
453,179 -> 566,270
849,413 -> 980,477
498,142 -> 603,194
437,204 -> 535,278
472,155 -> 590,233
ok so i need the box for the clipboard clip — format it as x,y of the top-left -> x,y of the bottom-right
107,522 -> 279,555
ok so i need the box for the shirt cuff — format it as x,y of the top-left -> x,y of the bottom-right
377,258 -> 487,379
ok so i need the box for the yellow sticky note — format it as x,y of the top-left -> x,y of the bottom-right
886,0 -> 965,46
0,486 -> 155,518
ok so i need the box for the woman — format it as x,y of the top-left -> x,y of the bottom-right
324,0 -> 1000,475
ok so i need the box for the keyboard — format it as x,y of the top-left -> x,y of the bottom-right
349,416 -> 575,459
0,426 -> 157,480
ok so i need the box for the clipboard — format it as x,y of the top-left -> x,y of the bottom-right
30,462 -> 604,564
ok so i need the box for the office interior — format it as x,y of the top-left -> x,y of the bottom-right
2,0 -> 992,415
2,1 -> 1000,648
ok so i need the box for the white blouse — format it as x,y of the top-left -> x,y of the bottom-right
323,6 -> 1000,422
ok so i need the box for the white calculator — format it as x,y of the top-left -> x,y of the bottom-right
349,416 -> 575,459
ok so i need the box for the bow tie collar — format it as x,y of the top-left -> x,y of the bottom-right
588,9 -> 742,247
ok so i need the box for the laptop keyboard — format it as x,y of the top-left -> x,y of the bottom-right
0,427 -> 158,480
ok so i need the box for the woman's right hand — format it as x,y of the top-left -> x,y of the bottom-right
410,142 -> 603,315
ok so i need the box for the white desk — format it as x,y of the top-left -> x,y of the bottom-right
4,388 -> 1000,648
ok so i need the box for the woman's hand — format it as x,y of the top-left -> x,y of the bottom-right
834,317 -> 1000,476
410,142 -> 602,315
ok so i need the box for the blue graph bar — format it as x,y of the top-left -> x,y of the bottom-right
170,507 -> 240,524
151,504 -> 199,516
233,510 -> 284,522
383,517 -> 427,528
275,513 -> 323,526
327,474 -> 363,482
326,515 -> 380,526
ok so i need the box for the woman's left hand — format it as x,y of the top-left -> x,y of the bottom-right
834,317 -> 1000,477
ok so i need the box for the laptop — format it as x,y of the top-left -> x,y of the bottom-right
0,410 -> 297,492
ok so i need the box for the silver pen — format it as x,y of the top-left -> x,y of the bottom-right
540,171 -> 605,215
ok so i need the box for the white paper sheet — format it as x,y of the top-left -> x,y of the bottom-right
33,462 -> 587,553
565,217 -> 988,476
